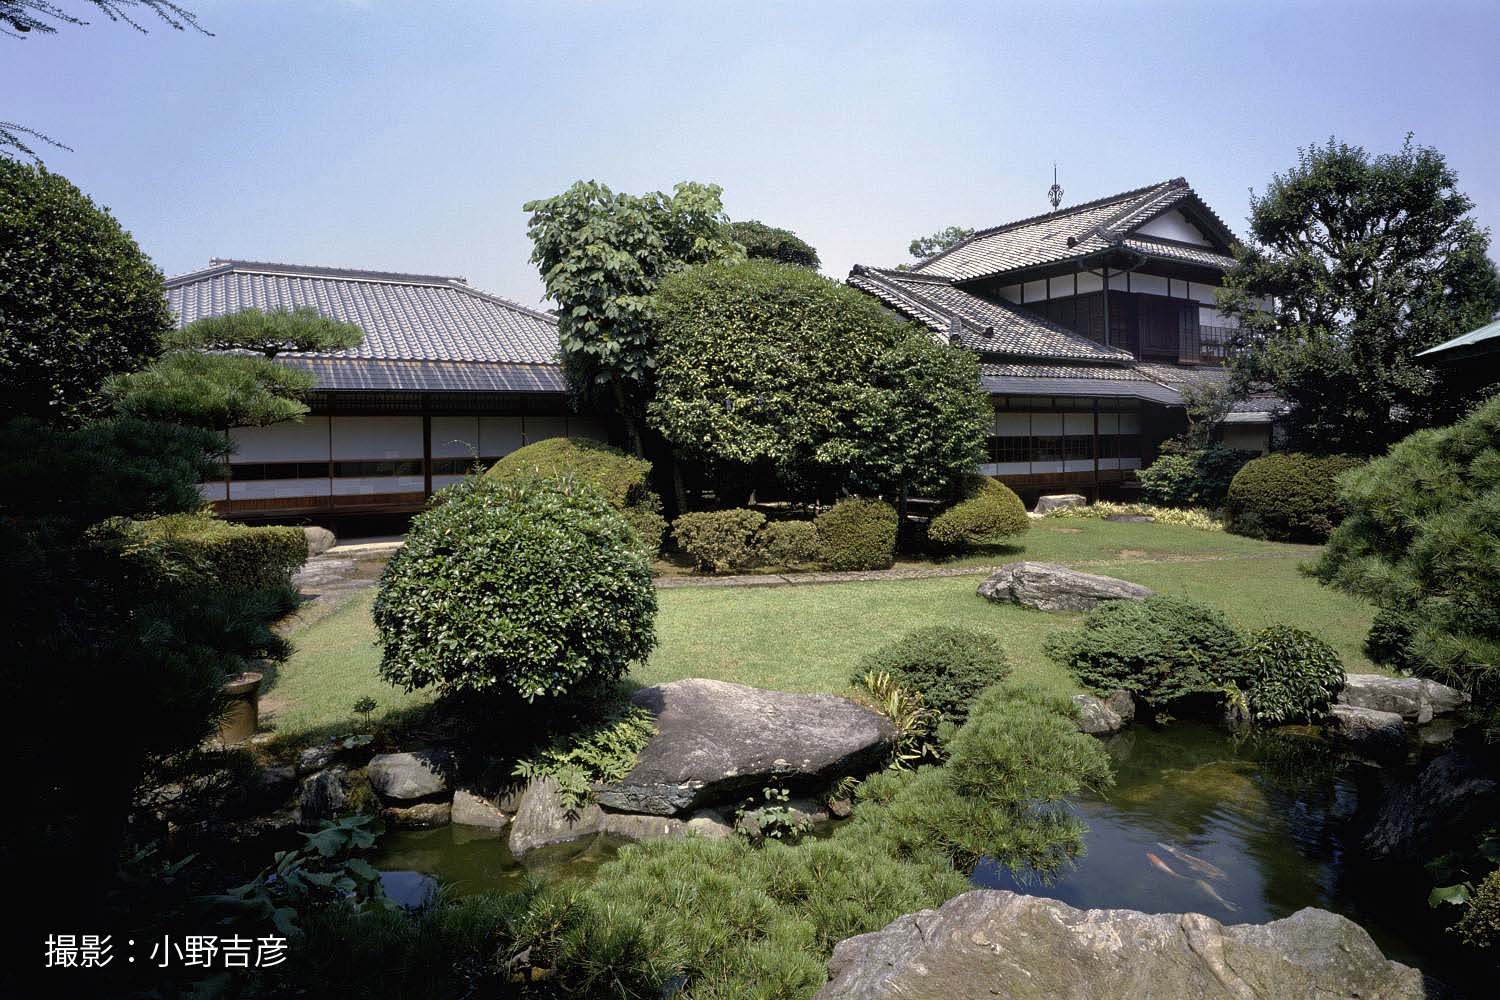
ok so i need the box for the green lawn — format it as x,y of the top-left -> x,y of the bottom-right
267,520 -> 1376,739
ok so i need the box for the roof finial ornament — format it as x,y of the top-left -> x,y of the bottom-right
1047,163 -> 1064,212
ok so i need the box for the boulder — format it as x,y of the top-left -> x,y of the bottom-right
685,808 -> 735,840
601,812 -> 687,842
303,525 -> 337,556
1364,751 -> 1500,864
298,768 -> 346,827
297,744 -> 339,776
380,801 -> 451,829
246,766 -> 296,812
1034,494 -> 1087,514
594,679 -> 894,816
1337,673 -> 1468,724
1324,704 -> 1407,762
816,890 -> 1431,1000
366,750 -> 452,803
977,561 -> 1153,613
1104,689 -> 1136,724
1072,694 -> 1124,735
508,776 -> 603,857
451,789 -> 511,830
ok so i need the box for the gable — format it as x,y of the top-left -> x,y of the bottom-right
1133,209 -> 1213,247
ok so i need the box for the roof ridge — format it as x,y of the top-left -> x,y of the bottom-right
443,280 -> 559,325
166,258 -> 467,288
1080,178 -> 1187,242
911,178 -> 1178,273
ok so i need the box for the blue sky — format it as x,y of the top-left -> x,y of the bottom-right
7,1 -> 1498,307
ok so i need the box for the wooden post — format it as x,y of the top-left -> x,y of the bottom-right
421,395 -> 433,499
1102,266 -> 1112,349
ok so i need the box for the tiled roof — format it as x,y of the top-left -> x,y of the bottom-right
848,266 -> 1134,363
280,358 -> 566,393
165,259 -> 562,366
909,178 -> 1236,283
1131,361 -> 1231,390
1122,236 -> 1237,271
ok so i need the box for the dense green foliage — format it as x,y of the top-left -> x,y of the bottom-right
1220,138 -> 1500,454
1313,396 -> 1500,705
928,476 -> 1029,550
126,512 -> 308,590
1225,452 -> 1363,542
728,219 -> 820,269
166,306 -> 365,356
525,680 -> 1110,998
107,351 -> 316,428
1138,444 -> 1254,509
908,225 -> 974,259
374,477 -> 657,701
514,698 -> 657,812
815,497 -> 898,571
649,260 -> 988,499
1457,870 -> 1500,951
671,507 -> 767,572
854,625 -> 1010,724
487,436 -> 667,552
1244,624 -> 1346,724
759,520 -> 821,568
523,180 -> 741,454
0,160 -> 172,423
1044,596 -> 1250,707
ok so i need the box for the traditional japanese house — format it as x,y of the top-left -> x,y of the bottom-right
848,177 -> 1273,502
166,259 -> 606,522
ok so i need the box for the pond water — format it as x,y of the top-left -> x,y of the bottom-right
373,824 -> 623,896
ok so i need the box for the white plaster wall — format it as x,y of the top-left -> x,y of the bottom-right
979,462 -> 1031,476
526,415 -> 568,443
234,478 -> 333,500
332,416 -> 422,459
998,284 -> 1022,303
479,416 -> 524,457
333,475 -> 424,496
1076,272 -> 1103,295
1136,209 -> 1212,246
1063,412 -> 1094,434
431,416 -> 481,458
994,413 -> 1031,436
1022,279 -> 1048,303
199,481 -> 228,501
1220,425 -> 1271,454
1188,281 -> 1222,305
1130,273 -> 1168,297
1108,272 -> 1130,290
230,418 -> 329,461
431,474 -> 470,490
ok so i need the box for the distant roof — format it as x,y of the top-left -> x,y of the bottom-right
848,265 -> 1133,363
1416,317 -> 1500,365
908,178 -> 1237,283
165,259 -> 561,369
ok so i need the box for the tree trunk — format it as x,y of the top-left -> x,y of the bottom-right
611,377 -> 645,458
896,482 -> 910,551
671,454 -> 689,518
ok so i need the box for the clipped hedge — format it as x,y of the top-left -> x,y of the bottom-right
129,512 -> 308,590
759,519 -> 820,568
928,476 -> 1029,551
1043,595 -> 1250,706
671,508 -> 766,573
1224,452 -> 1363,542
854,625 -> 1010,724
816,497 -> 898,571
1244,624 -> 1345,724
374,477 -> 656,701
486,436 -> 666,552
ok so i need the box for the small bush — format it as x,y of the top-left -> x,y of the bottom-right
374,477 -> 656,701
928,476 -> 1029,551
1456,869 -> 1500,951
759,519 -> 820,568
1043,595 -> 1249,706
1224,452 -> 1363,542
1363,607 -> 1425,674
1244,625 -> 1346,724
1140,445 -> 1255,509
671,508 -> 767,573
816,497 -> 898,570
854,626 -> 1009,724
486,437 -> 666,552
128,512 -> 308,590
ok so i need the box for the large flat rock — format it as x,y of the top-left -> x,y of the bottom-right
977,561 -> 1153,612
1338,673 -> 1469,724
594,679 -> 893,816
817,890 -> 1433,1000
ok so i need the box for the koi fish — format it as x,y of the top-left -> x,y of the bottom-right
1146,852 -> 1184,878
1194,878 -> 1238,912
1156,842 -> 1227,881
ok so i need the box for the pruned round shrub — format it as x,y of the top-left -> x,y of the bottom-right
1043,595 -> 1249,706
374,477 -> 656,701
1244,624 -> 1346,724
671,508 -> 766,573
486,437 -> 666,552
853,625 -> 1010,723
1224,452 -> 1363,542
759,520 -> 820,569
127,512 -> 307,590
816,497 -> 897,570
928,476 -> 1029,551
1140,445 -> 1255,509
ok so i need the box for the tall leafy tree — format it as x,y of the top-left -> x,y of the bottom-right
909,225 -> 975,259
0,159 -> 173,423
1220,137 -> 1500,455
728,219 -> 820,269
523,180 -> 742,457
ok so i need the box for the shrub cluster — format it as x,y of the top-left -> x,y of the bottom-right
486,437 -> 667,552
1224,452 -> 1363,542
1138,444 -> 1255,509
1243,624 -> 1346,724
928,476 -> 1029,551
1043,501 -> 1222,531
671,508 -> 767,573
816,497 -> 898,570
759,520 -> 820,568
127,512 -> 308,590
1043,596 -> 1251,706
374,477 -> 657,702
854,625 -> 1010,724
